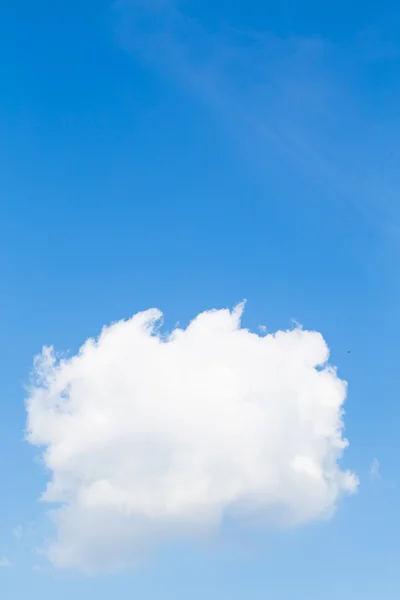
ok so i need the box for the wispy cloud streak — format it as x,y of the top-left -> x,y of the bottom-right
113,0 -> 400,228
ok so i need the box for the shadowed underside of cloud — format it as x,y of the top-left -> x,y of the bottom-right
26,304 -> 357,573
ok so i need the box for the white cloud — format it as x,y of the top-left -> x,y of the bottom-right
31,564 -> 43,573
13,526 -> 23,539
0,557 -> 12,569
26,304 -> 357,573
370,458 -> 381,481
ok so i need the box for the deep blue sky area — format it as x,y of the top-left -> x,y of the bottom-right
1,1 -> 400,598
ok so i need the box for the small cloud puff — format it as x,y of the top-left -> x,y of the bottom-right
13,526 -> 23,539
26,304 -> 357,573
370,458 -> 381,481
0,557 -> 12,569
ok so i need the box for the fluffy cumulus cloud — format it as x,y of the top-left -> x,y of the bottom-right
26,304 -> 357,572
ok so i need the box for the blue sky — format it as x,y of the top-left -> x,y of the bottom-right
1,0 -> 400,597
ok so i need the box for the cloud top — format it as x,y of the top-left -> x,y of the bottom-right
26,304 -> 357,572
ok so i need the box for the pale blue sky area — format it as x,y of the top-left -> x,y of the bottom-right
1,0 -> 400,597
